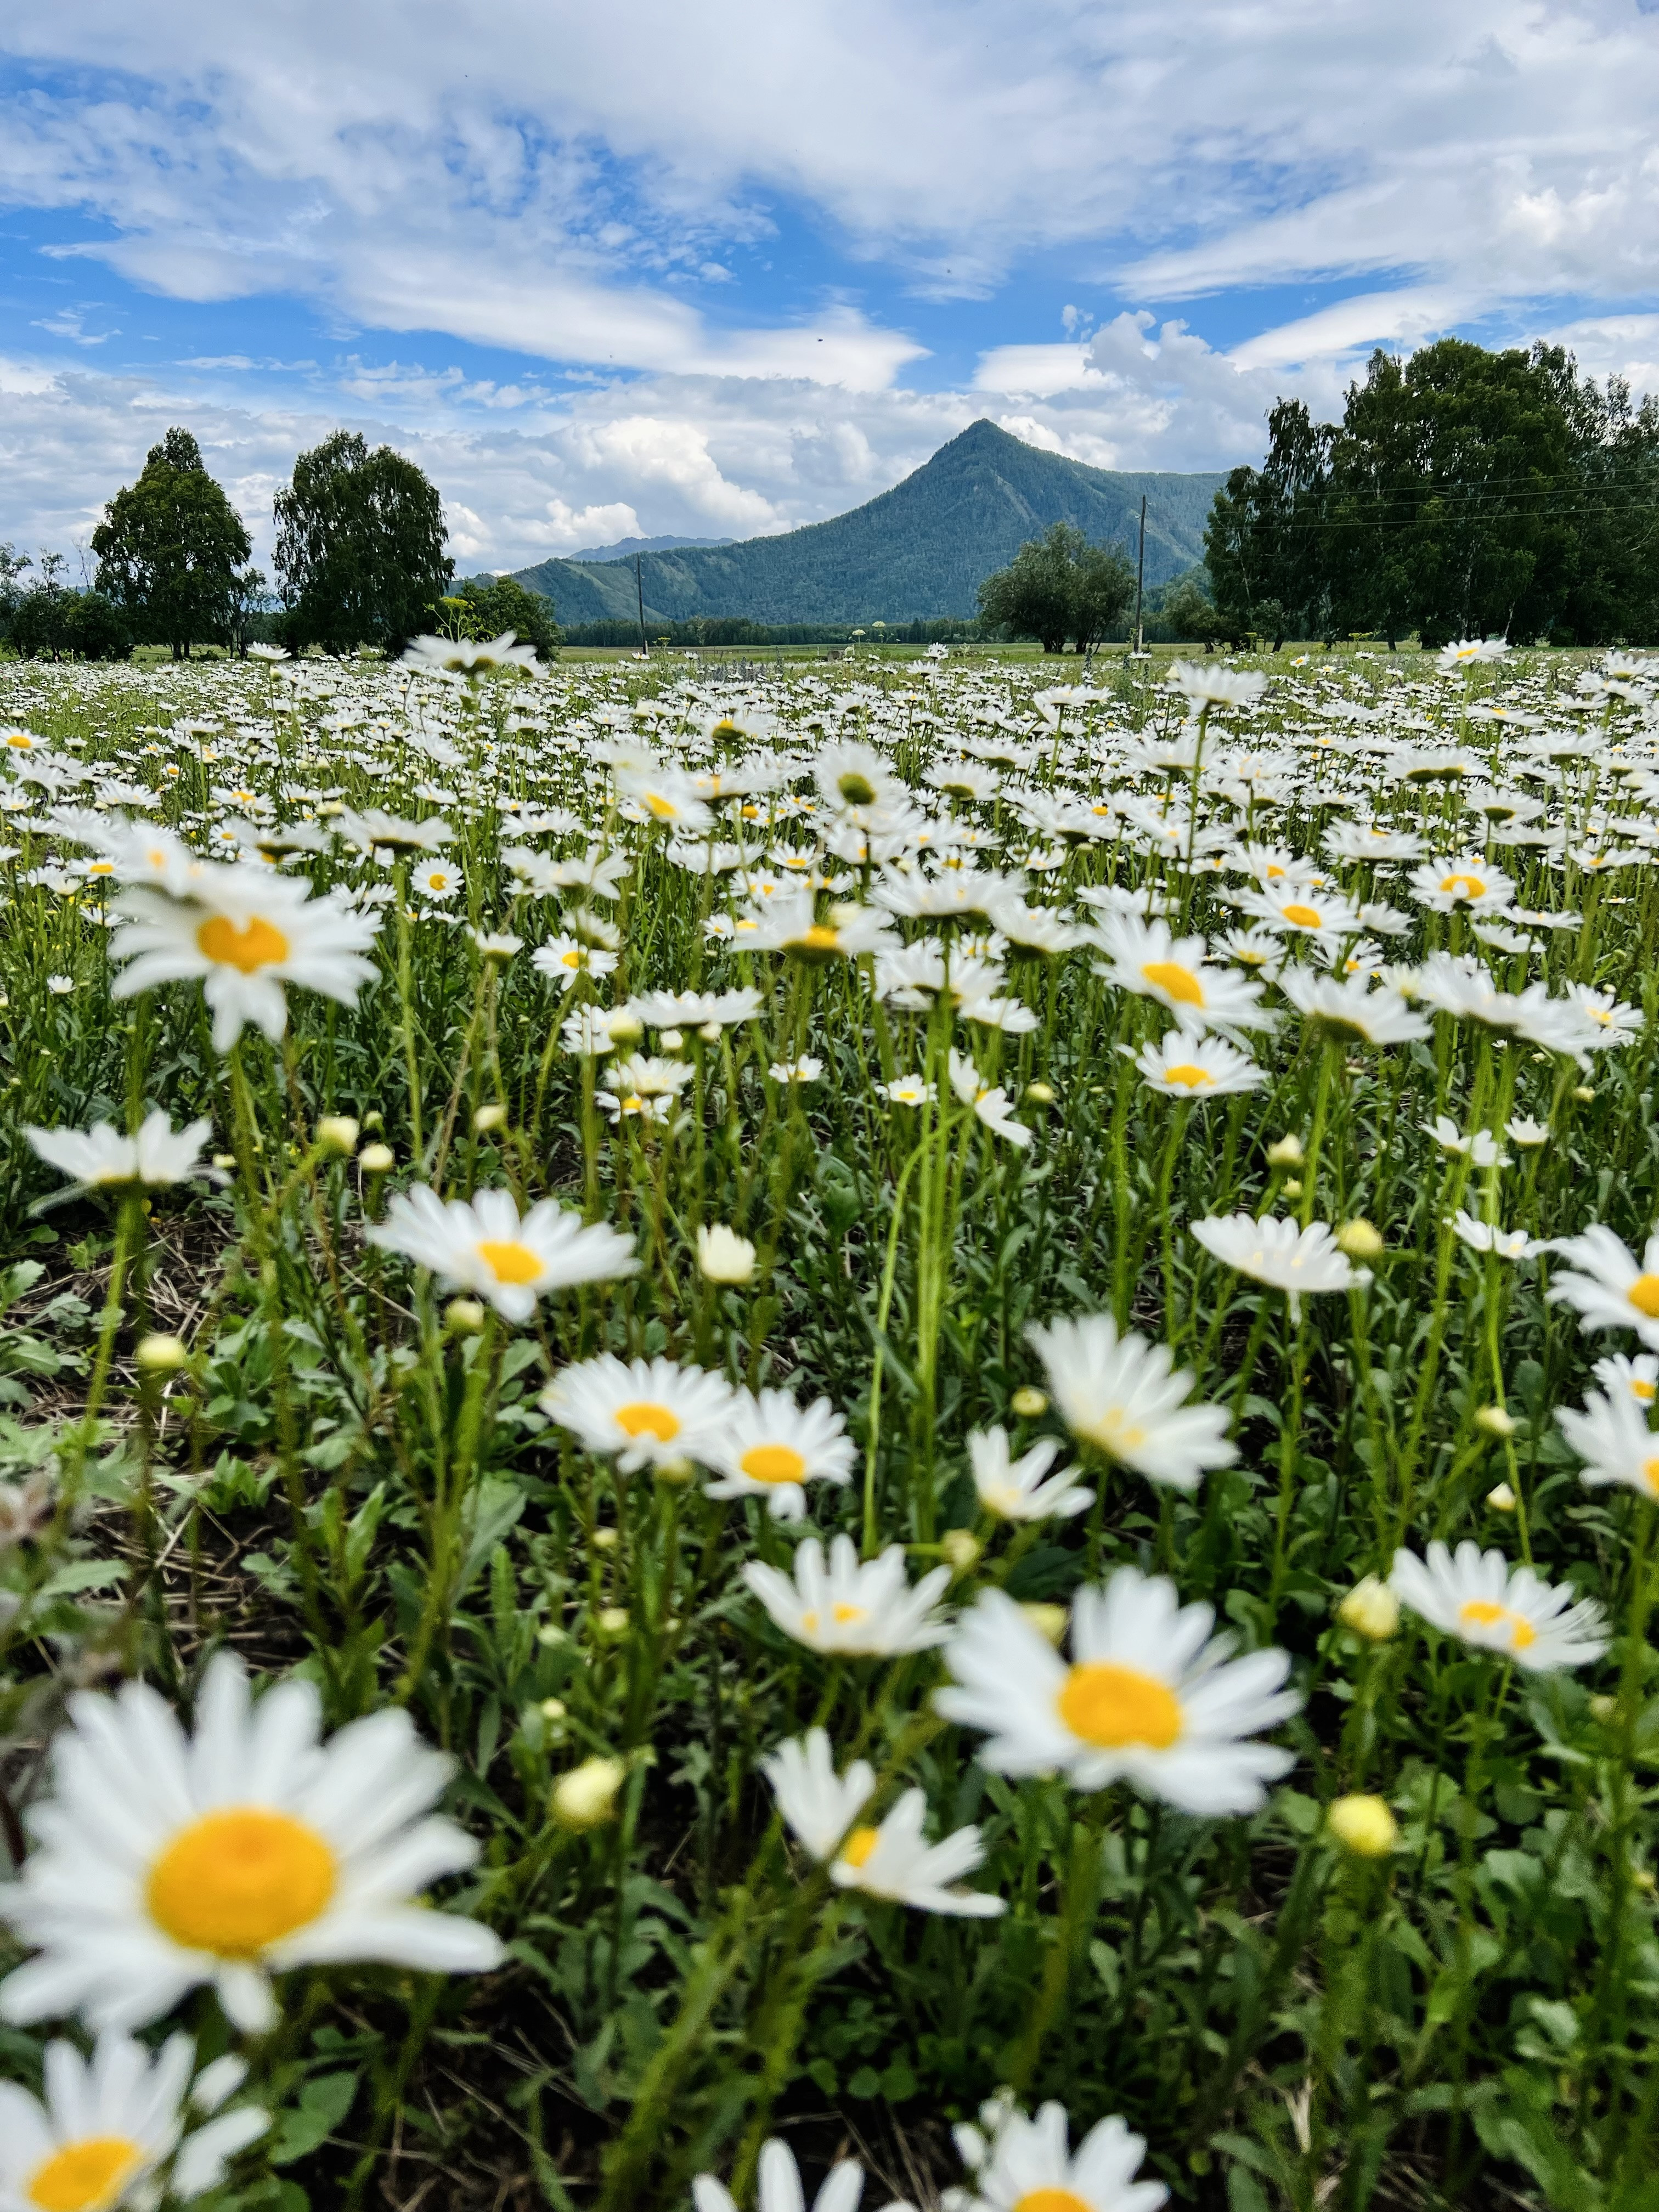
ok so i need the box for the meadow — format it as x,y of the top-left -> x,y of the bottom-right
0,635 -> 1654,2212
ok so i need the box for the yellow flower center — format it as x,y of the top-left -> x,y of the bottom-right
476,1239 -> 542,1285
1440,873 -> 1486,900
1282,902 -> 1323,929
1162,1062 -> 1215,1089
1633,1379 -> 1656,1401
800,925 -> 841,951
1057,1660 -> 1183,1749
195,914 -> 290,973
1623,1274 -> 1659,1318
645,793 -> 678,820
1013,2193 -> 1095,2212
840,1825 -> 881,1869
1457,1599 -> 1536,1651
560,949 -> 581,968
614,1401 -> 681,1442
1644,1455 -> 1659,1496
26,2138 -> 145,2212
1082,1403 -> 1147,1457
1142,959 -> 1204,1006
739,1443 -> 808,1485
832,1601 -> 866,1625
146,1806 -> 337,1957
1265,863 -> 1285,878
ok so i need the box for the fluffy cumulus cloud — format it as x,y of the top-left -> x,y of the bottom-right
0,0 -> 1655,568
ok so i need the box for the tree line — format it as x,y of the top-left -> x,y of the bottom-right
0,428 -> 558,663
1205,337 -> 1659,648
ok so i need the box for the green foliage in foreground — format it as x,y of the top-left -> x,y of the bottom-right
0,647 -> 1656,2210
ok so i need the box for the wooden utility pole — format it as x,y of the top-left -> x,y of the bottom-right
635,555 -> 648,659
1133,493 -> 1147,655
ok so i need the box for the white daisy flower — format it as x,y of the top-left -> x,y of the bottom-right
1090,913 -> 1271,1038
1565,984 -> 1643,1051
743,1534 -> 951,1656
539,1353 -> 733,1472
0,1653 -> 503,2035
703,1387 -> 856,1519
368,1187 -> 637,1322
695,2136 -> 909,2212
1545,1223 -> 1659,1348
1130,1033 -> 1265,1097
949,1048 -> 1032,1148
943,2095 -> 1167,2212
1557,1384 -> 1659,1502
1191,1214 -> 1369,1317
935,1572 -> 1298,1814
531,935 -> 618,991
743,890 -> 898,962
0,2031 -> 269,2211
770,1055 -> 824,1083
1389,1542 -> 1607,1671
763,1727 -> 875,1860
1592,1352 -> 1659,1407
828,1788 -> 1005,1918
108,866 -> 380,1052
968,1426 -> 1092,1522
1235,884 -> 1366,944
1169,661 -> 1266,708
1424,1116 -> 1510,1167
1407,855 -> 1517,914
883,1075 -> 938,1107
1449,1211 -> 1534,1259
25,1109 -> 213,1194
1026,1314 -> 1235,1493
1278,970 -> 1430,1049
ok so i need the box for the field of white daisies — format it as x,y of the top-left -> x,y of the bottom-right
0,632 -> 1655,2212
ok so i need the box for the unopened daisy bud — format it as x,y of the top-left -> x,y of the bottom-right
697,1222 -> 756,1284
538,1697 -> 567,1724
134,1332 -> 189,1375
1020,1601 -> 1068,1646
659,1028 -> 685,1052
1573,1086 -> 1595,1103
1634,1867 -> 1656,1895
653,1454 -> 696,1485
1337,1576 -> 1400,1641
536,1623 -> 568,1649
1327,1794 -> 1400,1858
1025,1080 -> 1056,1105
473,1102 -> 507,1134
1589,1694 -> 1617,1723
551,1754 -> 625,1830
317,1114 -> 360,1156
1337,1218 -> 1384,1260
1486,1481 -> 1517,1512
362,1110 -> 384,1131
1475,1406 -> 1517,1440
590,1527 -> 619,1551
445,1297 -> 487,1336
607,1012 -> 644,1046
698,1020 -> 722,1043
594,1606 -> 630,1638
941,1530 -> 981,1575
1282,1178 -> 1303,1198
359,1142 -> 395,1175
212,1152 -> 237,1171
1010,1386 -> 1048,1419
1266,1133 -> 1304,1167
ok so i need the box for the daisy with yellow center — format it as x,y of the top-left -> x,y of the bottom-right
1389,1541 -> 1607,1672
744,1533 -> 952,1657
1026,1313 -> 1235,1493
539,1352 -> 733,1473
936,1570 -> 1297,1813
703,1386 -> 855,1520
947,2096 -> 1168,2212
108,861 -> 380,1051
0,1656 -> 502,2036
1547,1223 -> 1659,1350
1408,853 -> 1517,915
369,1186 -> 637,1324
1091,913 -> 1272,1039
1132,1033 -> 1266,1097
1558,1381 -> 1659,1506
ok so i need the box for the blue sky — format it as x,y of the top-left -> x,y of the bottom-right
2,2 -> 1657,573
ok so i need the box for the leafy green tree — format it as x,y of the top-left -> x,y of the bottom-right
91,428 -> 252,659
1156,566 -> 1222,646
274,432 -> 453,653
11,582 -> 129,661
977,522 -> 1134,652
439,575 -> 561,659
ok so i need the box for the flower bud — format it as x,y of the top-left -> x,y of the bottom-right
134,1332 -> 189,1375
538,1697 -> 567,1724
698,1020 -> 723,1043
445,1297 -> 487,1336
1025,1081 -> 1056,1105
1573,1086 -> 1595,1103
697,1223 -> 756,1284
473,1103 -> 507,1134
659,1028 -> 685,1052
1266,1133 -> 1304,1167
1336,1218 -> 1384,1260
1020,1602 -> 1068,1646
359,1142 -> 395,1175
590,1527 -> 619,1551
607,1012 -> 644,1046
1486,1481 -> 1517,1512
1282,1178 -> 1303,1198
940,1530 -> 981,1574
1589,1693 -> 1617,1723
595,1606 -> 629,1638
1327,1794 -> 1400,1858
1475,1406 -> 1517,1440
1010,1386 -> 1048,1419
551,1755 -> 626,1830
317,1115 -> 360,1156
1337,1576 -> 1399,1641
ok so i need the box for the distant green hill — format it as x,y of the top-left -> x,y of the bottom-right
510,420 -> 1223,627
